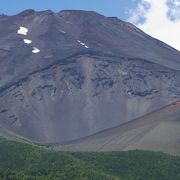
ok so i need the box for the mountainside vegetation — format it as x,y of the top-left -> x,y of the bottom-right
0,141 -> 180,180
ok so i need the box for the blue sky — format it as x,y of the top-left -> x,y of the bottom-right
0,0 -> 137,21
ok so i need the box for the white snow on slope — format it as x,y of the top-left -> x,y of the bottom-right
17,27 -> 28,35
60,30 -> 66,34
17,26 -> 40,54
77,40 -> 89,48
32,47 -> 40,54
24,39 -> 32,44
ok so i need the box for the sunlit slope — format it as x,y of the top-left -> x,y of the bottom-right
56,101 -> 180,155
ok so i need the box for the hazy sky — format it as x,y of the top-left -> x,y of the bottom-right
0,0 -> 179,51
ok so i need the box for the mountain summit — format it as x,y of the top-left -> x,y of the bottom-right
0,10 -> 180,143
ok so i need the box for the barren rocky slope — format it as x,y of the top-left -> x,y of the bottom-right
55,101 -> 180,155
0,10 -> 180,143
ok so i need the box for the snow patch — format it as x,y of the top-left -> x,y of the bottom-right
60,30 -> 66,34
32,47 -> 40,54
17,27 -> 28,35
17,27 -> 40,55
77,40 -> 89,49
24,39 -> 32,44
77,40 -> 85,46
127,91 -> 132,96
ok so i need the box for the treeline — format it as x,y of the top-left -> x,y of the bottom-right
0,141 -> 179,180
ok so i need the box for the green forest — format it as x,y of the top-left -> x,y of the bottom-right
0,141 -> 179,180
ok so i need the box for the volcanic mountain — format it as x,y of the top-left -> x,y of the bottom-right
0,9 -> 180,143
